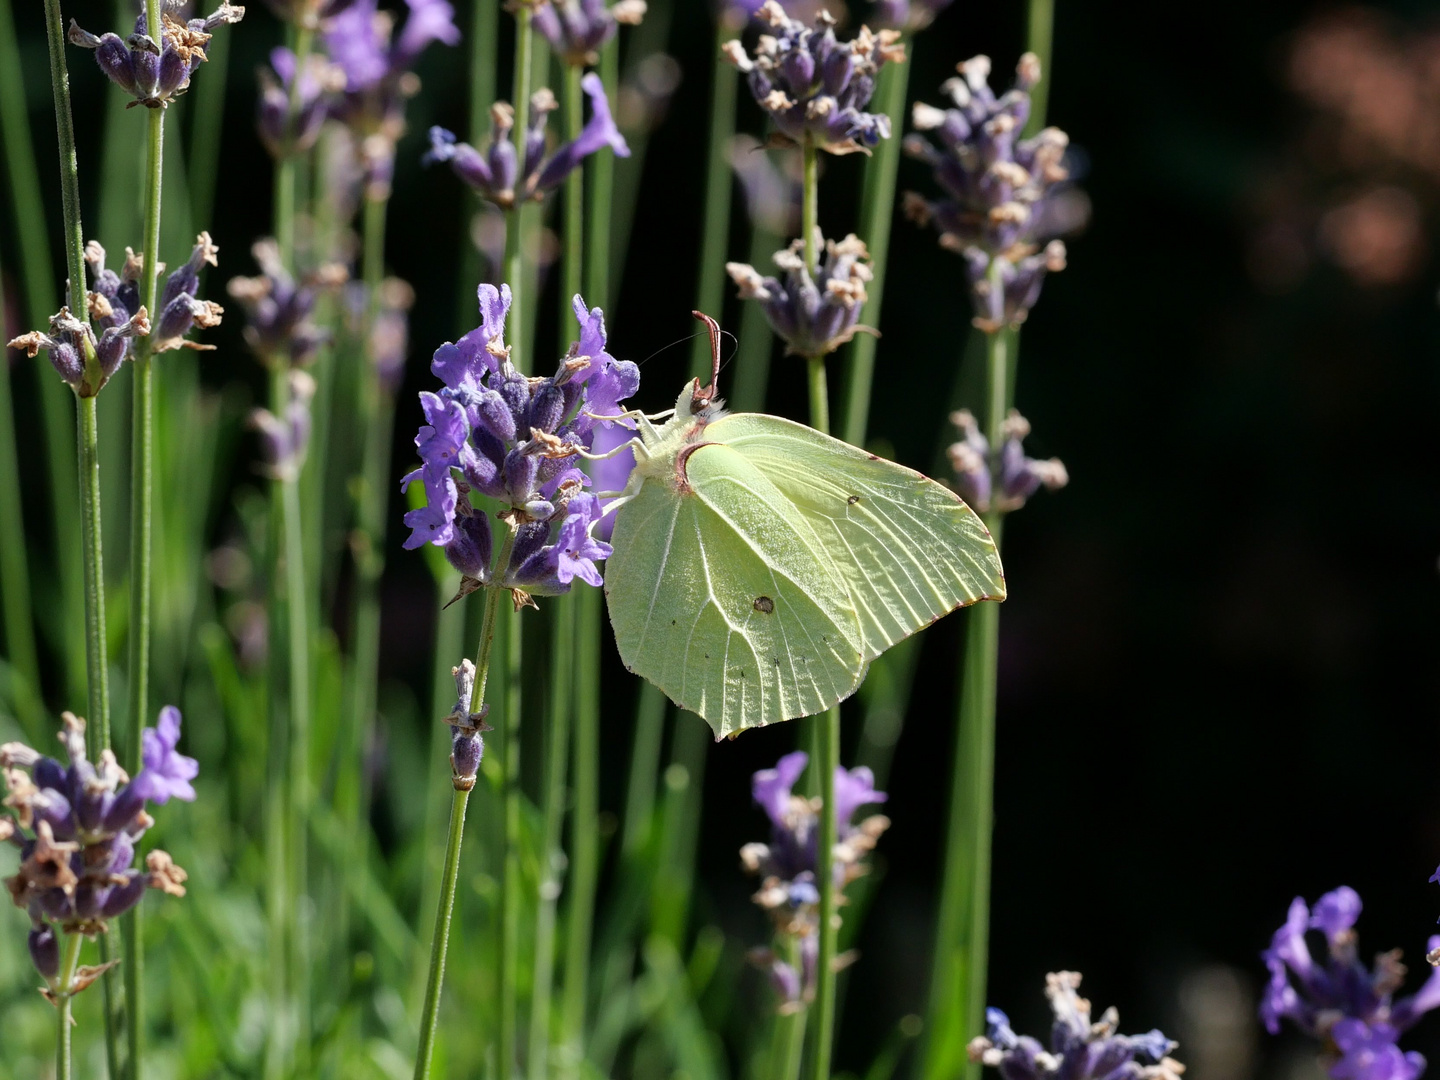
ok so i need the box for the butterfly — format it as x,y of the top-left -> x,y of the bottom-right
599,312 -> 1006,739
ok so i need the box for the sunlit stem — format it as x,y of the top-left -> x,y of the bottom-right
54,931 -> 83,1080
413,529 -> 512,1079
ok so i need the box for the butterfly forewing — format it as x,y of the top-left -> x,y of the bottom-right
604,442 -> 866,738
708,414 -> 1007,661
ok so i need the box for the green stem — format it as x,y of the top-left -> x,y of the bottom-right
801,138 -> 819,277
807,704 -> 840,1080
691,36 -> 737,377
186,8 -> 232,231
502,5 -> 533,374
282,465 -> 311,1066
772,935 -> 808,1080
275,25 -> 315,270
560,584 -> 600,1061
529,593 -> 573,1080
454,0 -> 497,333
620,683 -> 666,858
499,588 -> 523,1078
805,358 -> 830,438
76,397 -> 109,745
54,930 -> 83,1080
123,95 -> 165,1080
1024,0 -> 1055,138
412,562 -> 509,1078
584,38 -> 618,309
840,59 -> 909,448
921,325 -> 1008,1080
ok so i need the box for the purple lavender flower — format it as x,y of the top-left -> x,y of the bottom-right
425,73 -> 630,207
257,47 -> 344,159
739,751 -> 889,1010
323,0 -> 460,197
731,133 -> 801,236
970,972 -> 1185,1080
904,53 -> 1085,331
534,0 -> 646,67
1261,887 -> 1440,1080
250,371 -> 318,482
947,408 -> 1067,515
2,710 -> 194,959
400,283 -> 637,599
873,0 -> 952,32
68,3 -> 245,109
726,232 -> 873,359
7,295 -> 150,398
227,238 -> 349,368
150,233 -> 226,352
722,2 -> 904,155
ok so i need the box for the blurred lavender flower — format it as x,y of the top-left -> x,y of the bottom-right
873,0 -> 951,31
904,53 -> 1084,331
264,0 -> 359,30
534,0 -> 646,67
730,133 -> 801,235
69,3 -> 245,109
425,74 -> 629,208
971,972 -> 1186,1080
324,0 -> 460,198
7,250 -> 151,396
350,277 -> 415,393
723,1 -> 904,155
400,283 -> 638,601
226,238 -> 348,368
257,47 -> 345,159
947,408 -> 1067,515
740,750 -> 888,1011
2,710 -> 194,980
250,370 -> 317,482
726,230 -> 873,358
1260,887 -> 1440,1080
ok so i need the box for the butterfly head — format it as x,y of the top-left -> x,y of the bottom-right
688,310 -> 726,419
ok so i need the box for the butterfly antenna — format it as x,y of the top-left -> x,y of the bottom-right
690,310 -> 722,413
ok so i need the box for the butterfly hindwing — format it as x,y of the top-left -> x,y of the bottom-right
707,413 -> 1007,661
604,441 -> 866,737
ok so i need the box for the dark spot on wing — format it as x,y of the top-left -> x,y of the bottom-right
753,595 -> 775,614
671,619 -> 677,626
866,453 -> 879,460
847,494 -> 860,505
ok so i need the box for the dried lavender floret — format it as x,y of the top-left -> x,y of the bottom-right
69,3 -> 245,109
947,408 -> 1067,514
727,231 -> 873,359
533,0 -> 646,67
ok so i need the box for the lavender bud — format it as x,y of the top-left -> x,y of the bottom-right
28,924 -> 59,980
450,730 -> 484,786
443,511 -> 493,580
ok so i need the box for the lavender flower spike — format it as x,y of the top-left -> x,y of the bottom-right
740,751 -> 889,1011
8,300 -> 150,398
427,74 -> 629,207
1261,887 -> 1440,1080
947,408 -> 1067,515
971,973 -> 1185,1080
402,282 -> 638,602
257,48 -> 344,159
727,231 -> 874,359
3,710 -> 194,954
227,238 -> 349,368
534,0 -> 647,67
904,53 -> 1085,330
722,1 -> 904,155
69,3 -> 245,110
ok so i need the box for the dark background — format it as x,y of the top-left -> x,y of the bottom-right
7,0 -> 1440,1075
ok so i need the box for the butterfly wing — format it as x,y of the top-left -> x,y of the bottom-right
604,442 -> 867,738
708,413 -> 1006,661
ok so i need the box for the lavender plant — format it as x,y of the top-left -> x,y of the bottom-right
3,708 -> 196,1077
1261,887 -> 1440,1080
970,972 -> 1186,1080
404,280 -> 637,1076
